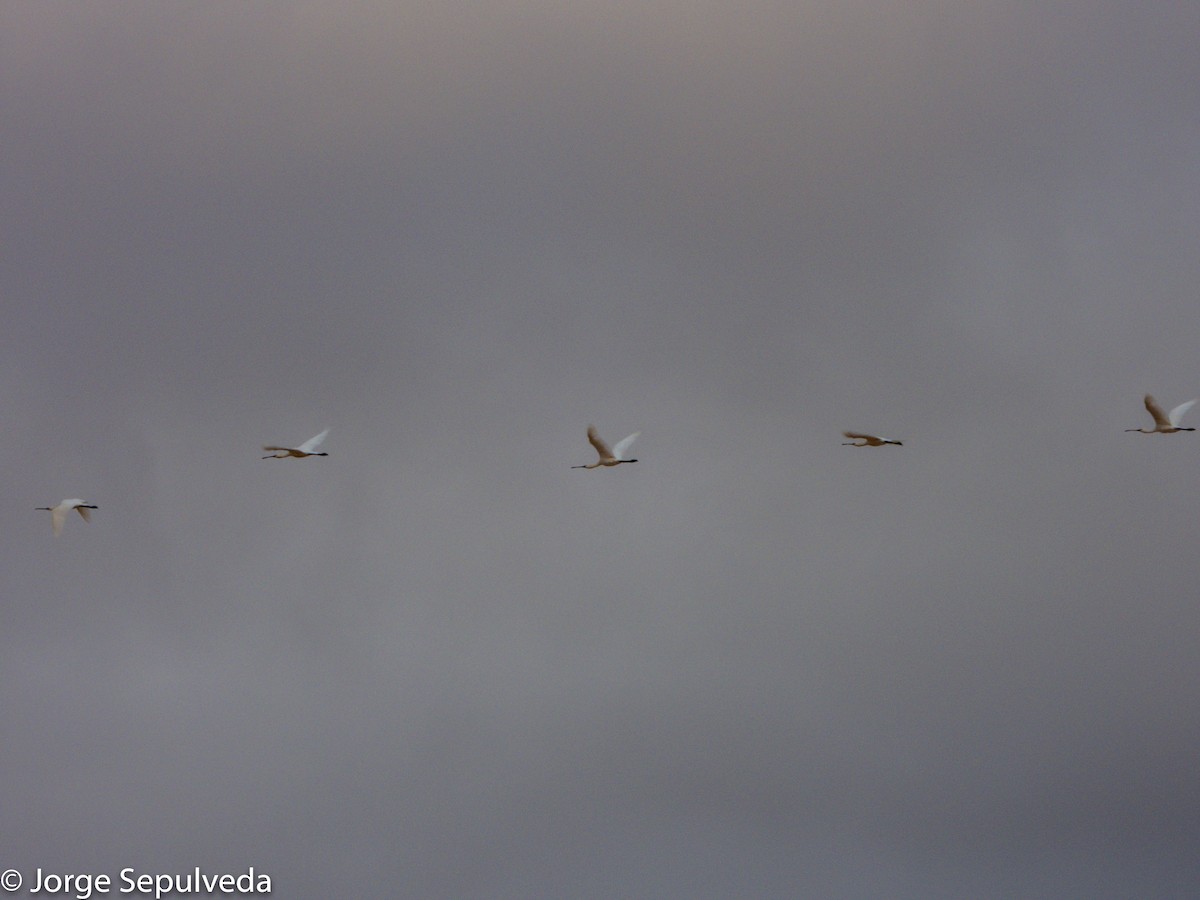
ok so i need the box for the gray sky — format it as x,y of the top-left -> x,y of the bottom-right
4,2 -> 1200,897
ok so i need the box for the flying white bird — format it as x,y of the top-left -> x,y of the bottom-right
36,499 -> 98,537
1125,395 -> 1197,434
572,425 -> 639,469
262,428 -> 331,459
842,431 -> 903,447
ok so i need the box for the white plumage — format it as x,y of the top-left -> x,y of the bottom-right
262,429 -> 331,459
1125,395 -> 1197,434
36,499 -> 98,537
572,425 -> 640,469
842,431 -> 903,447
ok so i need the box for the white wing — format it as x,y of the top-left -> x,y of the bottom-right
296,429 -> 329,453
50,506 -> 67,537
1168,399 -> 1197,426
843,431 -> 876,441
1144,395 -> 1171,428
586,425 -> 614,460
75,505 -> 93,524
611,432 -> 640,460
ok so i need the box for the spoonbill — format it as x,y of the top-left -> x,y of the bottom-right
36,499 -> 98,537
1125,395 -> 1197,434
262,428 -> 330,459
842,431 -> 903,447
572,425 -> 639,469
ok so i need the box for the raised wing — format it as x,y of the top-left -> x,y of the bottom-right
297,429 -> 329,453
611,432 -> 640,460
1168,399 -> 1197,427
586,425 -> 614,460
1144,395 -> 1171,428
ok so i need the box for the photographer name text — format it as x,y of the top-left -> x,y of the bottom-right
2,867 -> 270,899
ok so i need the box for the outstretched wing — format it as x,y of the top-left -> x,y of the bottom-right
297,429 -> 329,453
75,505 -> 92,524
586,425 -> 614,460
1144,395 -> 1171,428
261,445 -> 290,452
50,506 -> 67,537
611,432 -> 640,460
842,431 -> 874,441
1168,399 -> 1197,427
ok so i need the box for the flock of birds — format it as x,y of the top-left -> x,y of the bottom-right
33,394 -> 1197,535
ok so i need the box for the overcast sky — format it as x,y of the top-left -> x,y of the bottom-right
4,2 -> 1200,897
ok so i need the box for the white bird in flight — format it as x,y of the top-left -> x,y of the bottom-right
572,425 -> 640,469
1125,395 -> 1197,434
842,431 -> 903,447
262,428 -> 331,459
36,499 -> 98,537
